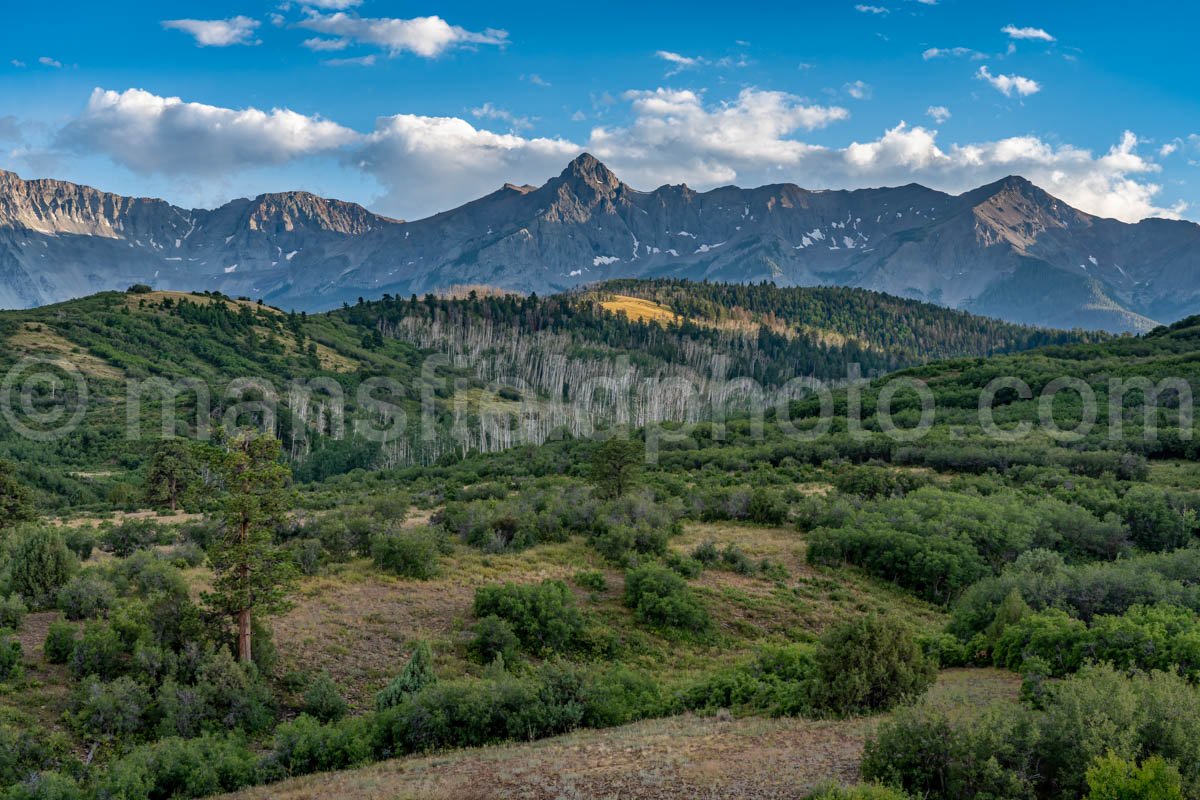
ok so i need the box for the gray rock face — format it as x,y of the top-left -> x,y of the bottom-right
3,155 -> 1199,331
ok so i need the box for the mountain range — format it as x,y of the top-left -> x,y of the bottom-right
3,154 -> 1199,331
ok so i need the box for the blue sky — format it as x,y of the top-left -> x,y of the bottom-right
2,0 -> 1198,222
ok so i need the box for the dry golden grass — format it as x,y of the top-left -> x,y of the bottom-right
122,290 -> 282,315
269,521 -> 946,711
6,323 -> 124,379
50,508 -> 204,529
600,295 -> 680,325
220,669 -> 1018,800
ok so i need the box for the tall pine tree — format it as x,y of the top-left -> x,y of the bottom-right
203,432 -> 297,663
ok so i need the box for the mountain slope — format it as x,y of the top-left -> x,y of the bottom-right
2,157 -> 1199,330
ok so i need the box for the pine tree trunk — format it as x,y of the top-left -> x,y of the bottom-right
238,608 -> 252,663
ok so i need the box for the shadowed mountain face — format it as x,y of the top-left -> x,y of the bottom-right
2,155 -> 1198,331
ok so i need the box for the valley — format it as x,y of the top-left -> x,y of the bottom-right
0,278 -> 1199,799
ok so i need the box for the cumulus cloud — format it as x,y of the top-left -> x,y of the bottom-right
56,88 -> 358,173
161,17 -> 261,47
1002,25 -> 1055,42
926,105 -> 951,124
297,12 -> 507,58
588,88 -> 847,188
977,66 -> 1041,97
800,125 -> 1180,222
355,114 -> 578,217
49,86 -> 1182,223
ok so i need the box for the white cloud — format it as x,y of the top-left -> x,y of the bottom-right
471,102 -> 532,131
303,37 -> 349,52
38,56 -> 63,68
1160,141 -> 1179,157
301,0 -> 362,8
655,50 -> 708,76
977,66 -> 1041,97
588,88 -> 848,188
322,54 -> 376,67
1002,25 -> 1055,42
922,46 -> 984,60
355,114 -> 578,218
161,16 -> 261,47
297,12 -> 507,58
47,86 -> 1183,224
11,59 -> 26,68
525,74 -> 551,87
57,88 -> 358,173
802,125 -> 1181,222
855,4 -> 889,13
844,80 -> 872,100
926,105 -> 951,124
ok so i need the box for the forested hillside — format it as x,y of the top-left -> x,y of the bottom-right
0,281 -> 1091,509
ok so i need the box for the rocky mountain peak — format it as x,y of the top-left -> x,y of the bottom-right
243,191 -> 397,235
559,153 -> 621,194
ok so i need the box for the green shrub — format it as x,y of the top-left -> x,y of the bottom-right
7,529 -> 77,610
193,648 -> 276,735
1086,753 -> 1183,800
684,643 -> 815,716
373,664 -> 586,757
473,580 -> 586,655
2,772 -> 83,800
269,714 -> 371,778
862,703 -> 1038,800
748,487 -> 789,525
0,638 -> 20,682
691,540 -> 720,565
55,575 -> 114,621
572,571 -> 607,592
100,520 -> 163,558
0,725 -> 59,787
371,529 -> 441,579
807,785 -> 913,800
663,551 -> 704,578
68,676 -> 152,740
302,672 -> 349,723
808,615 -> 936,715
0,595 -> 27,632
469,616 -> 521,666
62,529 -> 95,562
98,734 -> 260,799
581,666 -> 666,728
376,642 -> 437,712
622,565 -> 710,635
43,623 -> 76,665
